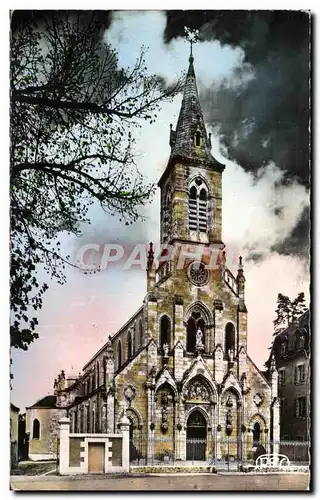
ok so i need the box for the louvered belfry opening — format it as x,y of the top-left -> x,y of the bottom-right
188,178 -> 208,233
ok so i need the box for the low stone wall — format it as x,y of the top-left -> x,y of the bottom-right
58,416 -> 130,475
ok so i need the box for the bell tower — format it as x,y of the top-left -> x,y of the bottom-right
158,39 -> 225,248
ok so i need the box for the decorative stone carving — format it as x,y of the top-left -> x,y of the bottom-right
184,380 -> 209,401
226,407 -> 232,426
253,392 -> 264,407
123,385 -> 136,405
228,348 -> 234,363
163,343 -> 169,357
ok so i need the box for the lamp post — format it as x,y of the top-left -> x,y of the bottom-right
226,424 -> 233,471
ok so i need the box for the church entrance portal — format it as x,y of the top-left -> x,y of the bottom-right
186,410 -> 207,461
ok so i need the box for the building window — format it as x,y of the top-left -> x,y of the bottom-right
188,178 -> 208,233
74,410 -> 78,433
127,331 -> 132,360
163,184 -> 172,238
91,410 -> 95,433
96,361 -> 100,388
280,342 -> 287,355
138,319 -> 143,348
103,357 -> 106,385
295,397 -> 306,418
86,407 -> 90,433
225,323 -> 235,358
278,369 -> 286,386
160,315 -> 171,349
195,130 -> 201,147
117,340 -> 122,369
32,419 -> 40,440
295,364 -> 305,384
280,398 -> 287,416
80,408 -> 84,433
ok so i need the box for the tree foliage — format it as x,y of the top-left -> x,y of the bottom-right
10,11 -> 182,350
273,292 -> 307,335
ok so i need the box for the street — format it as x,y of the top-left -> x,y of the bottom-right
11,472 -> 310,491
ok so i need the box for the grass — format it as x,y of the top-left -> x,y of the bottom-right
11,461 -> 58,476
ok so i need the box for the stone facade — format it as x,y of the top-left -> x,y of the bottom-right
26,53 -> 279,464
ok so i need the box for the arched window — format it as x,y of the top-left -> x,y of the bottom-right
103,356 -> 106,385
132,327 -> 135,355
32,419 -> 40,440
86,406 -> 90,433
80,408 -> 84,433
188,178 -> 208,233
253,422 -> 261,444
117,340 -> 122,369
225,323 -> 235,357
138,319 -> 143,348
187,310 -> 206,352
96,361 -> 100,388
127,331 -> 132,360
195,130 -> 201,147
74,410 -> 78,433
91,410 -> 95,433
163,184 -> 172,238
160,315 -> 171,349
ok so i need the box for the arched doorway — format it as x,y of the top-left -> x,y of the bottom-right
186,410 -> 207,461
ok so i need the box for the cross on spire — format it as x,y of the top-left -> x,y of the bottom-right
184,27 -> 200,62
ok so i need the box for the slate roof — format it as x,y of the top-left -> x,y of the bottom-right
26,395 -> 57,409
10,403 -> 20,412
169,55 -> 224,170
265,309 -> 310,368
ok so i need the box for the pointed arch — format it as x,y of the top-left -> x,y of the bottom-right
159,315 -> 171,349
184,302 -> 212,353
103,356 -> 106,385
96,360 -> 100,388
138,319 -> 143,348
225,322 -> 236,358
127,330 -> 133,360
195,130 -> 202,147
221,384 -> 243,404
188,177 -> 208,233
185,405 -> 210,427
182,374 -> 218,403
117,340 -> 122,369
32,418 -> 40,439
155,376 -> 178,400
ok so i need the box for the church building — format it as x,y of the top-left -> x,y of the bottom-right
26,50 -> 280,465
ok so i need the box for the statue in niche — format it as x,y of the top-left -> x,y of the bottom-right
196,327 -> 204,347
226,407 -> 232,426
163,343 -> 169,357
228,347 -> 234,363
161,404 -> 168,432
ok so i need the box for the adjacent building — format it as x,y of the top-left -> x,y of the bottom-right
25,51 -> 280,464
265,310 -> 310,442
10,403 -> 20,466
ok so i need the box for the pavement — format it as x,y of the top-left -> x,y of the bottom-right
10,472 -> 310,491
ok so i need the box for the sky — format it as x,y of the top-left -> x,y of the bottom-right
10,10 -> 310,413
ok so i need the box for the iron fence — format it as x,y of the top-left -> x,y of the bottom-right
129,436 -> 310,469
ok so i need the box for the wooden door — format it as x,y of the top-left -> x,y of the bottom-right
88,443 -> 105,473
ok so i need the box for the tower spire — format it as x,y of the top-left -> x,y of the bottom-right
167,27 -> 224,171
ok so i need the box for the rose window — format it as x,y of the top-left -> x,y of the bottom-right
188,261 -> 209,286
